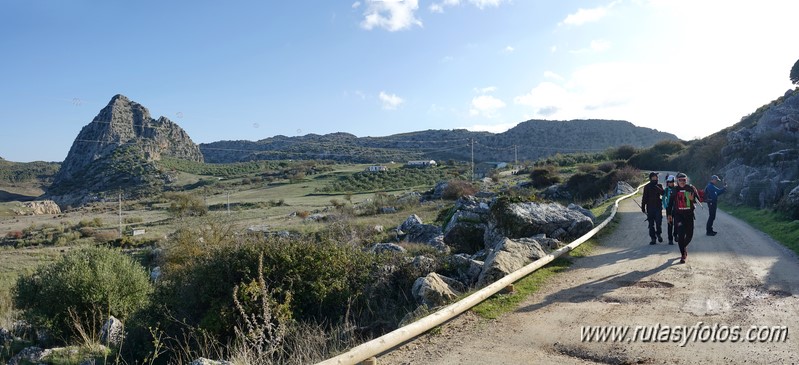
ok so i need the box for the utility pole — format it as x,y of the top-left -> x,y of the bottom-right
118,193 -> 122,238
514,145 -> 518,168
470,138 -> 475,181
226,191 -> 230,215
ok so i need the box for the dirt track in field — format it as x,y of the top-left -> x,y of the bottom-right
378,195 -> 799,364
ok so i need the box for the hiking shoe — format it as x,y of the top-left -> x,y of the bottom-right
679,258 -> 685,264
668,240 -> 674,245
649,240 -> 656,245
707,231 -> 717,236
657,234 -> 663,243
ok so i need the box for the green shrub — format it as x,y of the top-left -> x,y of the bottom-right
13,247 -> 152,344
529,166 -> 561,189
442,179 -> 477,200
165,193 -> 208,217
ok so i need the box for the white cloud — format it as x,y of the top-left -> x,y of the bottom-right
469,95 -> 506,118
352,1 -> 361,9
360,0 -> 422,32
550,45 -> 557,53
474,86 -> 497,93
559,1 -> 619,26
590,39 -> 611,52
543,71 -> 564,81
379,91 -> 404,109
468,0 -> 506,10
569,39 -> 611,54
429,0 -> 503,13
504,45 -> 515,52
440,55 -> 454,63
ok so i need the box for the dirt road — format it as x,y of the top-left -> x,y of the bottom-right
378,197 -> 799,364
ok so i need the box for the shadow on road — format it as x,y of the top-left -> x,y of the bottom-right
518,259 -> 674,313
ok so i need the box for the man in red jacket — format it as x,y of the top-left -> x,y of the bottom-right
666,172 -> 702,263
641,171 -> 664,245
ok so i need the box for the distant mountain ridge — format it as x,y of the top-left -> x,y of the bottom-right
46,94 -> 203,207
201,119 -> 678,163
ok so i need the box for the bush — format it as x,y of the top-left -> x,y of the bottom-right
529,166 -> 561,189
13,247 -> 153,344
166,193 -> 208,217
441,179 -> 477,200
609,145 -> 638,160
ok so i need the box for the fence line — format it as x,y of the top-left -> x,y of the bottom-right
316,185 -> 643,365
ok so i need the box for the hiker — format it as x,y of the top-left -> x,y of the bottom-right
704,175 -> 727,236
641,171 -> 664,245
666,172 -> 702,264
662,175 -> 676,245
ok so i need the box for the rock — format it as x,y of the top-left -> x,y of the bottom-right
20,200 -> 62,215
380,206 -> 397,214
100,316 -> 124,347
567,203 -> 595,221
490,201 -> 594,241
477,237 -> 552,287
0,327 -> 10,344
411,273 -> 464,307
539,183 -> 573,201
398,305 -> 432,327
411,255 -> 437,272
8,346 -> 45,365
150,266 -> 161,282
371,242 -> 406,254
614,181 -> 635,196
398,215 -> 448,252
443,210 -> 487,254
447,254 -> 484,286
779,184 -> 799,218
246,224 -> 270,233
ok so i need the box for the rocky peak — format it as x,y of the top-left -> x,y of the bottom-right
54,95 -> 202,183
48,94 -> 204,207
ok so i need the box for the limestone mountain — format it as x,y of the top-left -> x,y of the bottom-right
47,94 -> 203,207
200,119 -> 677,164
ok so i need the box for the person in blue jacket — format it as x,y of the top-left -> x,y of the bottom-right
662,175 -> 676,245
704,175 -> 727,236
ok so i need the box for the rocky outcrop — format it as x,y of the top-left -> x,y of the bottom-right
397,215 -> 448,252
13,200 -> 62,215
712,89 -> 799,212
47,94 -> 203,207
190,358 -> 233,365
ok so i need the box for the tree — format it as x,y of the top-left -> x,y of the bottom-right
14,247 -> 152,343
791,58 -> 799,85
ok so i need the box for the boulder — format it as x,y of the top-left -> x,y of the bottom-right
150,266 -> 162,282
398,215 -> 448,252
100,316 -> 124,347
567,203 -> 595,222
411,272 -> 465,307
447,254 -> 484,286
0,327 -> 10,344
8,346 -> 45,365
443,210 -> 487,254
477,237 -> 552,287
614,181 -> 635,196
371,242 -> 406,254
411,255 -> 437,272
490,201 -> 594,241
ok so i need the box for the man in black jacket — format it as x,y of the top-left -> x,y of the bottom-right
641,171 -> 664,245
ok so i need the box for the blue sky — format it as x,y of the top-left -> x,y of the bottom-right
1,0 -> 798,162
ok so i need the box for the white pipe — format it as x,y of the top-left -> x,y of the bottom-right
317,185 -> 642,365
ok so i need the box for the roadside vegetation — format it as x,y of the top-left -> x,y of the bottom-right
0,150 -> 646,364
